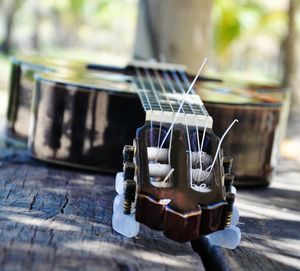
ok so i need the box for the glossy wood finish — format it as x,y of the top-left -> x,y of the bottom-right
6,56 -> 86,142
205,102 -> 280,186
6,57 -> 219,143
135,123 -> 227,242
196,82 -> 289,186
29,76 -> 144,173
6,58 -> 47,141
6,56 -> 288,186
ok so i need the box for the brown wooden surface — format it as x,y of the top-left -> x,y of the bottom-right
0,137 -> 204,271
220,157 -> 300,271
216,112 -> 300,271
191,112 -> 300,271
0,111 -> 300,271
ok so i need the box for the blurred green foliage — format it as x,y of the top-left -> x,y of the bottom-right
213,0 -> 288,73
0,0 -> 298,86
0,0 -> 137,59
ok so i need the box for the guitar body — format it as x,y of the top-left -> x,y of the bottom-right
197,83 -> 288,186
6,56 -> 148,172
6,57 -> 49,141
6,56 -> 218,173
204,102 -> 280,186
29,72 -> 144,172
6,56 -> 88,142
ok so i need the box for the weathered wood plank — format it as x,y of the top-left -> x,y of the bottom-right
217,155 -> 300,271
218,111 -> 300,271
1,109 -> 300,271
0,142 -> 204,271
190,158 -> 300,271
193,111 -> 300,271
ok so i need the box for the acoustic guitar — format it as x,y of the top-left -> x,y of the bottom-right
24,59 -> 241,246
6,56 -> 286,188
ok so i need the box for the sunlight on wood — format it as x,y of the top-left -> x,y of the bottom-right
7,214 -> 81,232
281,139 -> 300,162
241,238 -> 300,269
64,240 -> 197,268
237,199 -> 300,222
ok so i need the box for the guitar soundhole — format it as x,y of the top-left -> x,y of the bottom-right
189,130 -> 213,192
146,127 -> 173,188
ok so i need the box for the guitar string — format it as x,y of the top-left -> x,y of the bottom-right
154,67 -> 189,182
138,61 -> 238,185
185,124 -> 193,188
179,70 -> 209,116
172,70 -> 202,184
169,69 -> 197,186
158,57 -> 207,151
134,67 -> 153,132
200,117 -> 209,172
161,69 -> 185,169
153,69 -> 175,165
150,61 -> 210,185
137,65 -> 176,184
156,66 -> 200,185
171,70 -> 195,114
179,69 -> 239,183
136,65 -> 176,185
134,67 -> 153,110
143,67 -> 164,156
178,68 -> 209,180
205,119 -> 238,179
136,60 -> 209,185
158,69 -> 189,183
144,67 -> 163,112
145,66 -> 182,183
155,59 -> 207,187
162,69 -> 184,113
153,69 -> 175,112
152,67 -> 187,182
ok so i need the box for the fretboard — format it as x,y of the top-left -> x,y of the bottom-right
130,60 -> 212,128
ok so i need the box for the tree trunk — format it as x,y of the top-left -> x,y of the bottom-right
133,0 -> 213,74
31,3 -> 42,50
283,0 -> 299,110
0,0 -> 21,54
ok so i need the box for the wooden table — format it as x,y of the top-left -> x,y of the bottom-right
217,158 -> 300,271
0,141 -> 205,271
0,126 -> 299,271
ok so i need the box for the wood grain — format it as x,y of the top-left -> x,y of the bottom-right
221,158 -> 300,271
0,141 -> 204,271
1,111 -> 299,271
190,158 -> 300,271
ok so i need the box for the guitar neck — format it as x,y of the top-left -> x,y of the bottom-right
131,62 -> 213,128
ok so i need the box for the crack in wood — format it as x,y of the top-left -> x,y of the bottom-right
21,178 -> 26,189
29,194 -> 37,210
48,229 -> 54,245
60,194 -> 69,214
30,226 -> 38,247
0,151 -> 206,270
5,189 -> 11,200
